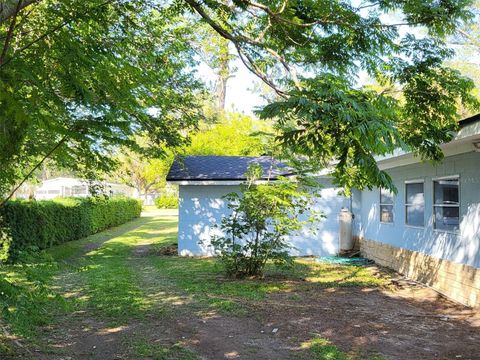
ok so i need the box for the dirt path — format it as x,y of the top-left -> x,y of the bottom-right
7,209 -> 480,360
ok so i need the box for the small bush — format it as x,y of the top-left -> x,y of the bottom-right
0,197 -> 142,262
208,164 -> 321,278
154,196 -> 178,209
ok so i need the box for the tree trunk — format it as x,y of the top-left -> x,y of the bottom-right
0,0 -> 37,24
215,38 -> 231,110
215,73 -> 228,110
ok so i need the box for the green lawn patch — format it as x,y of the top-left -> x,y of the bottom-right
0,208 -> 388,358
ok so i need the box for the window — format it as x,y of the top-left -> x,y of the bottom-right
72,185 -> 88,196
433,177 -> 459,232
380,189 -> 394,223
405,181 -> 424,227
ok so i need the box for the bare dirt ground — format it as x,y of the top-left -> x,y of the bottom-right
27,264 -> 480,360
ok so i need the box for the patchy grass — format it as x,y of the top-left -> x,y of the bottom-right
0,215 -> 161,338
64,215 -> 180,322
146,255 -> 388,318
1,208 -> 389,358
0,254 -> 69,338
305,337 -> 349,360
301,337 -> 386,360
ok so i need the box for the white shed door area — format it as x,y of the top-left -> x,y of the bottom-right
177,179 -> 349,257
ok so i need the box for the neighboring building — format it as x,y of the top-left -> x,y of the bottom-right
167,114 -> 480,307
34,177 -> 135,200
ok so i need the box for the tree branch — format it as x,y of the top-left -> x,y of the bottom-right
0,0 -> 37,24
0,132 -> 70,207
0,0 -> 21,65
184,0 -> 292,95
455,28 -> 480,49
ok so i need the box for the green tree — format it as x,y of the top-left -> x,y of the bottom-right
185,112 -> 272,156
115,150 -> 174,202
185,0 -> 479,192
194,25 -> 237,110
0,1 -> 203,203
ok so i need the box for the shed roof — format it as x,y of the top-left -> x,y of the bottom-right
166,156 -> 293,182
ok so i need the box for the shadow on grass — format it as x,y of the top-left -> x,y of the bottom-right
3,210 -> 480,360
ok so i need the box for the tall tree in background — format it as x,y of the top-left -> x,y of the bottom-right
185,112 -> 272,156
116,150 -> 173,202
113,112 -> 272,195
195,25 -> 236,110
448,0 -> 480,117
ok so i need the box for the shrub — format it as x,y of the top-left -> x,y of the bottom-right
208,164 -> 322,278
154,196 -> 178,209
0,197 -> 141,262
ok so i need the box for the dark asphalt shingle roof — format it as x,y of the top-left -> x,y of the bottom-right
459,113 -> 480,127
167,156 -> 293,181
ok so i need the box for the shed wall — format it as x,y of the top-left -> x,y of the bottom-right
177,179 -> 349,256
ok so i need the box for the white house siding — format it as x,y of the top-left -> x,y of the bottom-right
34,177 -> 135,200
287,178 -> 350,256
178,185 -> 235,256
177,179 -> 350,257
357,151 -> 480,269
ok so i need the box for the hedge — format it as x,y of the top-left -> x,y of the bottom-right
154,196 -> 178,209
0,197 -> 142,262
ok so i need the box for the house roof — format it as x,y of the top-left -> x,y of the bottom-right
459,113 -> 480,127
167,156 -> 293,182
376,113 -> 480,170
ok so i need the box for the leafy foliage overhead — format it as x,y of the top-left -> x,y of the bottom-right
184,0 -> 479,191
0,0 -> 203,198
0,0 -> 479,198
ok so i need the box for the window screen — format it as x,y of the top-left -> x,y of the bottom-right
405,182 -> 424,227
433,178 -> 459,232
380,189 -> 394,223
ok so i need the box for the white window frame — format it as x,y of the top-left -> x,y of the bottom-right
379,188 -> 394,224
405,179 -> 425,228
433,175 -> 460,233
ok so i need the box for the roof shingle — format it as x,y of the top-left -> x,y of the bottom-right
166,156 -> 292,181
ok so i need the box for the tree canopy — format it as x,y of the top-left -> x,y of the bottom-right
185,112 -> 272,156
0,0 -> 203,200
1,0 -> 479,198
112,111 -> 272,196
184,0 -> 479,191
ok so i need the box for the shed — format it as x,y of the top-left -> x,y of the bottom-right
167,156 -> 349,256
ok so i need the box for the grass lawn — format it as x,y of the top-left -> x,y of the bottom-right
0,208 -> 478,360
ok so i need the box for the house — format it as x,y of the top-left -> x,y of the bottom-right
167,114 -> 480,307
33,177 -> 135,200
355,114 -> 480,307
